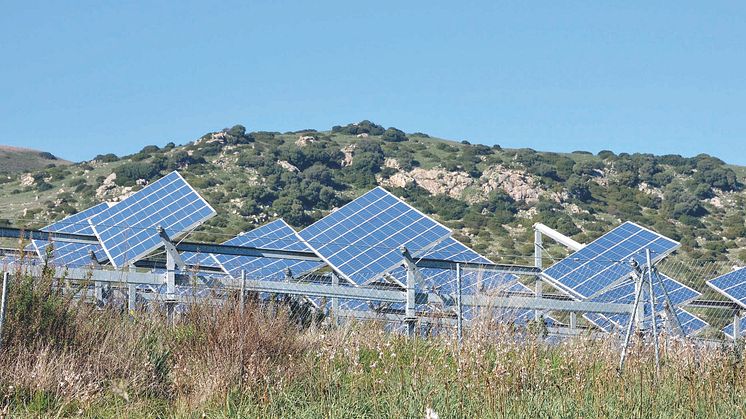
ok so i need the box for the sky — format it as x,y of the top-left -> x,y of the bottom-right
1,1 -> 744,164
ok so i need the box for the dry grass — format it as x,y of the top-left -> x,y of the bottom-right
0,270 -> 745,417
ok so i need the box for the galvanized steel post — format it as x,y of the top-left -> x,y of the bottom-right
0,272 -> 9,350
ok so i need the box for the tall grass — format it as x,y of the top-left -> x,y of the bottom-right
0,269 -> 744,417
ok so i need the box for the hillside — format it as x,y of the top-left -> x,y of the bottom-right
0,145 -> 70,175
1,121 -> 744,265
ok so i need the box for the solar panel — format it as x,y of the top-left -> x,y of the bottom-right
542,222 -> 680,300
89,171 -> 216,268
32,202 -> 111,267
298,187 -> 450,285
583,273 -> 704,335
706,267 -> 746,309
205,219 -> 324,280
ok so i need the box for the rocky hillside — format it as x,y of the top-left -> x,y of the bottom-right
1,120 -> 745,265
0,146 -> 69,175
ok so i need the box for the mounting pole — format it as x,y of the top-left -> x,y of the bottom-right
619,258 -> 645,374
402,246 -> 417,337
456,262 -> 463,346
653,268 -> 685,337
646,249 -> 660,374
534,229 -> 543,321
0,272 -> 9,351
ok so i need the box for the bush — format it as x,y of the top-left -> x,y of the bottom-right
332,120 -> 385,136
92,153 -> 118,163
381,128 -> 408,142
114,162 -> 163,186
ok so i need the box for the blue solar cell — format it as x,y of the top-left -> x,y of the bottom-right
299,187 -> 451,284
32,202 -> 111,267
197,219 -> 324,280
88,171 -> 216,268
542,222 -> 680,300
707,267 -> 746,309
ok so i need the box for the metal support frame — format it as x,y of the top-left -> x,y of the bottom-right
402,247 -> 418,337
534,229 -> 543,321
456,263 -> 463,345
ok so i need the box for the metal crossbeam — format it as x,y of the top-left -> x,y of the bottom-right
413,258 -> 540,275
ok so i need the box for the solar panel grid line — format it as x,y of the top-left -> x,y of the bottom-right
93,174 -> 207,243
318,196 -> 446,273
89,171 -> 216,268
349,224 -> 451,281
298,187 -> 451,285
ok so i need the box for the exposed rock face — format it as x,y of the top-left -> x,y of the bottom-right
341,144 -> 355,167
95,172 -> 135,202
379,167 -> 474,199
277,160 -> 299,173
480,165 -> 541,203
295,136 -> 316,147
20,173 -> 35,187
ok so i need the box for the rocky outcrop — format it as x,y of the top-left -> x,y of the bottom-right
95,172 -> 137,202
295,136 -> 316,147
479,166 -> 541,203
20,173 -> 35,187
277,160 -> 299,173
341,144 -> 355,167
378,167 -> 474,199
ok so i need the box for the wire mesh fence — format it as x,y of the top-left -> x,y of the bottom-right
2,246 -> 745,349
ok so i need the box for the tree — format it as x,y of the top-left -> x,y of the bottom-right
381,128 -> 408,142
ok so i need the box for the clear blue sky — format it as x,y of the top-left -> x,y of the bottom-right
1,2 -> 744,164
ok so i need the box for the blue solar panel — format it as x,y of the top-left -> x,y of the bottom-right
88,171 -> 216,268
205,219 -> 324,280
707,267 -> 746,309
542,222 -> 680,300
32,202 -> 111,267
583,273 -> 704,335
299,187 -> 451,285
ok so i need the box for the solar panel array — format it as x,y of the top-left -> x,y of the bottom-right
542,222 -> 680,300
89,171 -> 216,268
206,219 -> 324,280
583,273 -> 706,335
707,267 -> 746,309
299,187 -> 451,285
32,202 -> 111,267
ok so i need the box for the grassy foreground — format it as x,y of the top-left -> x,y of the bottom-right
0,271 -> 745,417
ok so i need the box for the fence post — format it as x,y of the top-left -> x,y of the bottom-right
734,308 -> 741,349
165,248 -> 176,326
402,247 -> 417,337
456,263 -> 463,346
569,312 -> 577,333
240,269 -> 246,311
0,272 -> 9,350
331,272 -> 340,326
128,284 -> 137,313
